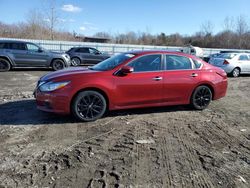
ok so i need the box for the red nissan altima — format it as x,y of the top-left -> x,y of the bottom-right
34,51 -> 227,121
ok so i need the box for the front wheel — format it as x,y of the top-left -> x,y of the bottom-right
51,59 -> 65,71
71,91 -> 107,122
191,86 -> 212,110
71,57 -> 81,66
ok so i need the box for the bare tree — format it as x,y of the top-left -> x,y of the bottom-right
236,15 -> 248,36
235,15 -> 249,48
42,0 -> 60,40
200,20 -> 214,36
223,16 -> 235,31
26,10 -> 46,39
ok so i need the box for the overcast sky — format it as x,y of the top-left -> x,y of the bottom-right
0,0 -> 250,36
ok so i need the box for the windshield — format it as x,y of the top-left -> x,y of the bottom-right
91,53 -> 135,71
217,53 -> 237,59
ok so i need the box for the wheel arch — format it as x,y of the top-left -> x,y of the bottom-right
0,56 -> 14,66
70,87 -> 110,112
233,66 -> 241,72
190,83 -> 215,102
50,58 -> 66,67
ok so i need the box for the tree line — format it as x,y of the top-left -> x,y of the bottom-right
1,14 -> 250,49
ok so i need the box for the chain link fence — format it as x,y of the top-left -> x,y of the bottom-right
1,37 -> 250,57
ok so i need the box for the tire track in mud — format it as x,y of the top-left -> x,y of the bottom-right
30,114 -> 143,187
186,111 -> 250,187
152,115 -> 214,188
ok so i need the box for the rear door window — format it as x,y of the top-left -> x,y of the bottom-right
75,48 -> 89,53
10,43 -> 26,50
166,55 -> 192,70
0,43 -> 5,49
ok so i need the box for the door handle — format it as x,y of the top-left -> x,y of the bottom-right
152,76 -> 162,81
191,73 -> 198,77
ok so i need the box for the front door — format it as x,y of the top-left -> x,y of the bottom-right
114,54 -> 164,108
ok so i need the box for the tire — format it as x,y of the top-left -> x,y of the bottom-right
71,57 -> 81,66
0,58 -> 11,72
231,68 -> 240,77
71,90 -> 107,122
51,59 -> 65,71
191,86 -> 212,110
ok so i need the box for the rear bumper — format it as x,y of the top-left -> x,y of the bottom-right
213,65 -> 234,74
213,78 -> 228,100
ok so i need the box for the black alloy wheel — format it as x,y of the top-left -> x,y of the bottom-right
0,58 -> 11,72
52,59 -> 65,71
191,86 -> 212,110
72,90 -> 107,121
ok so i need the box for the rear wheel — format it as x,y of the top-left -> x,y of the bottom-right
231,68 -> 240,77
0,58 -> 11,72
191,86 -> 212,110
71,57 -> 81,66
51,59 -> 65,71
71,90 -> 107,122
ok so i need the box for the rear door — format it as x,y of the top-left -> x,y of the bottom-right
9,42 -> 28,66
163,55 -> 201,104
114,54 -> 164,108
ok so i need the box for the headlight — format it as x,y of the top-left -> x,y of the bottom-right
39,81 -> 70,92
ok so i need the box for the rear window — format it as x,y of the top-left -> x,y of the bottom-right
217,53 -> 237,59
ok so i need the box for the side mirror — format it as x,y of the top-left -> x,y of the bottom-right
120,66 -> 134,74
95,51 -> 101,55
38,48 -> 43,53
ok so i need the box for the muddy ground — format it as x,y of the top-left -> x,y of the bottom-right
0,68 -> 249,188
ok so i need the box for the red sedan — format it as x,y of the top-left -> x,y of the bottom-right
34,51 -> 227,121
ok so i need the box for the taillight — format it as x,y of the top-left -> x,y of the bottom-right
216,69 -> 227,79
223,60 -> 230,65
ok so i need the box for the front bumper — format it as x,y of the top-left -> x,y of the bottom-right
34,89 -> 71,114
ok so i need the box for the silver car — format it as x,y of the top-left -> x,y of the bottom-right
209,53 -> 250,77
0,40 -> 71,71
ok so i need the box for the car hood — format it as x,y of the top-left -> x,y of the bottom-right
40,67 -> 98,81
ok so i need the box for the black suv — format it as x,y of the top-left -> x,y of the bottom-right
0,40 -> 71,71
66,47 -> 110,66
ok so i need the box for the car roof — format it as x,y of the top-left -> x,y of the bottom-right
0,40 -> 28,43
124,50 -> 197,58
72,46 -> 95,49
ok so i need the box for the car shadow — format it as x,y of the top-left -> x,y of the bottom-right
0,99 -> 192,126
0,100 -> 74,126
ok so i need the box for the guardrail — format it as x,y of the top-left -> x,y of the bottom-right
1,37 -> 250,57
